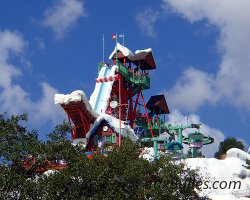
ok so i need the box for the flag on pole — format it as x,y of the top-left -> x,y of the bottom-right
112,34 -> 117,40
119,33 -> 125,46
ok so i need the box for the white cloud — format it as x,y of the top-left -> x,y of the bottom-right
43,0 -> 86,39
135,8 -> 159,39
165,67 -> 218,112
0,29 -> 64,127
36,37 -> 45,50
162,0 -> 250,112
168,110 -> 225,157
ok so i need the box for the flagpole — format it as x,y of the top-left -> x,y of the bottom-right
102,34 -> 105,64
123,33 -> 125,46
119,75 -> 121,147
115,33 -> 118,64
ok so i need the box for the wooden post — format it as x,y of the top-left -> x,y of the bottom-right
115,33 -> 118,64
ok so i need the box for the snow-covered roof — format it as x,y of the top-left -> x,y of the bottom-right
135,48 -> 152,55
86,114 -> 138,142
54,90 -> 98,118
109,42 -> 134,60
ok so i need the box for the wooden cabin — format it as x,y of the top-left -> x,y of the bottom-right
86,115 -> 138,151
87,120 -> 118,151
146,95 -> 170,135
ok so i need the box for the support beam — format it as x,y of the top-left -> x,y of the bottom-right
78,109 -> 87,135
130,87 -> 141,127
119,75 -> 122,147
140,91 -> 154,138
66,111 -> 74,141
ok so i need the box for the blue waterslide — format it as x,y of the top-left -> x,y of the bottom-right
93,67 -> 112,114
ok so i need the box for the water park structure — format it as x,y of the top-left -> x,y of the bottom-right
54,34 -> 214,159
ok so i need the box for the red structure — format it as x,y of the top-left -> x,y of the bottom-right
61,101 -> 96,140
107,47 -> 157,137
56,43 -> 159,147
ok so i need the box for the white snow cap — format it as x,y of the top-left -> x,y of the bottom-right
135,48 -> 152,54
54,90 -> 86,105
109,42 -> 134,60
226,148 -> 250,161
54,90 -> 98,118
86,114 -> 138,142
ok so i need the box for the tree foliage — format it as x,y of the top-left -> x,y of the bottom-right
245,159 -> 250,170
214,137 -> 245,158
0,113 -> 209,199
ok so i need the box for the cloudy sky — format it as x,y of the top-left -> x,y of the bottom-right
0,0 -> 249,156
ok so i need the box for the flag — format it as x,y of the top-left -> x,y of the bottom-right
112,34 -> 117,40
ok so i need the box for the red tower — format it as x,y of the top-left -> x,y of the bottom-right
105,44 -> 157,137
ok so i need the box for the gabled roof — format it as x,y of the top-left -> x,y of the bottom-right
146,95 -> 170,114
86,114 -> 138,142
131,48 -> 156,70
109,43 -> 134,61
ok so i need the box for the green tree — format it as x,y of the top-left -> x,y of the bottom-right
245,159 -> 250,170
0,113 -> 209,199
214,137 -> 245,158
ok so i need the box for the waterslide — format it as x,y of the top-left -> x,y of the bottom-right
54,65 -> 118,140
89,65 -> 118,114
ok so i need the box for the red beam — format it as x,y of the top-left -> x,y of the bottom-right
130,87 -> 141,127
78,109 -> 88,134
140,91 -> 154,138
66,111 -> 74,141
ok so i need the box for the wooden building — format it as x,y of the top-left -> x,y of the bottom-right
86,115 -> 138,151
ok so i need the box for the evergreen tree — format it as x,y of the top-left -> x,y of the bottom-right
0,113 -> 209,199
214,137 -> 245,159
245,159 -> 250,170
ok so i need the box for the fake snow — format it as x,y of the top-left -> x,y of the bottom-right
54,90 -> 98,118
86,113 -> 138,142
141,148 -> 250,199
72,138 -> 87,148
109,42 -> 134,60
185,149 -> 250,200
135,48 -> 152,54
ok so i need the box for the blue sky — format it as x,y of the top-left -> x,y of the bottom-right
0,0 -> 249,156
